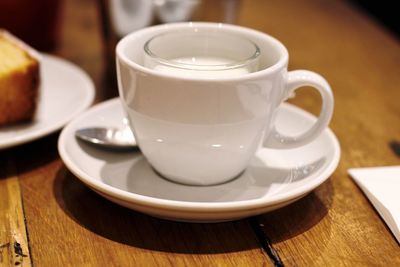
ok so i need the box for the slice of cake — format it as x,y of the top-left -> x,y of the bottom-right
0,30 -> 40,126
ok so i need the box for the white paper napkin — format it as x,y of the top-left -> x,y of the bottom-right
348,166 -> 400,244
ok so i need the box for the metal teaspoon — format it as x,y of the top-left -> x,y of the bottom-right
75,127 -> 137,150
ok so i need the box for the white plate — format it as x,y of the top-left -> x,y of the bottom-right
58,98 -> 340,222
0,54 -> 95,149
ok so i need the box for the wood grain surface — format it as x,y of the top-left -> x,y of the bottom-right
0,157 -> 31,267
1,0 -> 399,266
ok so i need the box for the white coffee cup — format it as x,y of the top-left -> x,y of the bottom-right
116,22 -> 333,186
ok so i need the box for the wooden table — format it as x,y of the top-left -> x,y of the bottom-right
1,0 -> 399,266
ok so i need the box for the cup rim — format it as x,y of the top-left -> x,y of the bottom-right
143,31 -> 261,71
116,22 -> 288,81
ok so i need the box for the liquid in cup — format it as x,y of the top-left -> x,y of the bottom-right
143,31 -> 260,78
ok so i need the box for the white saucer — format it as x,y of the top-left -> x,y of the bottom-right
58,98 -> 340,222
0,54 -> 95,149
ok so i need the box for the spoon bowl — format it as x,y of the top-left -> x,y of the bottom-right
75,127 -> 137,150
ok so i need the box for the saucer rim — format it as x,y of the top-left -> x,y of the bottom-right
58,98 -> 340,212
0,54 -> 95,149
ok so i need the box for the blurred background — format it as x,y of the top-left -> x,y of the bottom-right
0,0 -> 397,53
0,0 -> 397,102
0,0 -> 62,51
350,0 -> 398,37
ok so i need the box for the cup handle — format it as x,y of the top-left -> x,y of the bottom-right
263,70 -> 334,149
